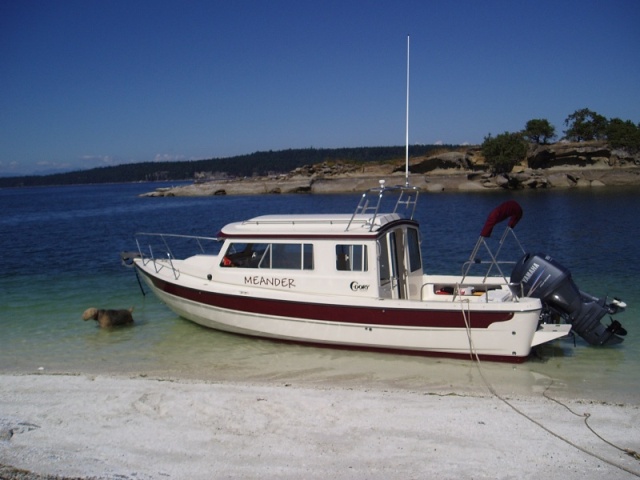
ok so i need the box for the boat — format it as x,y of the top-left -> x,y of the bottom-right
121,182 -> 627,363
121,37 -> 627,362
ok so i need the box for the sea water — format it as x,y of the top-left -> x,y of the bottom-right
0,182 -> 638,403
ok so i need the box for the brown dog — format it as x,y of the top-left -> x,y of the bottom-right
82,307 -> 134,327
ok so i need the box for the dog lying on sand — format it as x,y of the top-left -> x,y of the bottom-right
82,307 -> 134,327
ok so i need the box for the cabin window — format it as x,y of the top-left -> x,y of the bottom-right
302,244 -> 314,270
377,236 -> 391,284
407,228 -> 422,273
221,242 -> 313,270
270,243 -> 314,270
336,245 -> 368,271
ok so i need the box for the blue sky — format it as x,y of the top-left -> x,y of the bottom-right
1,0 -> 639,176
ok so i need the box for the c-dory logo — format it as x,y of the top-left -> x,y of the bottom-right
350,281 -> 370,292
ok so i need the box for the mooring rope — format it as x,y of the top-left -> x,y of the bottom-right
134,267 -> 146,296
459,300 -> 639,477
542,382 -> 640,462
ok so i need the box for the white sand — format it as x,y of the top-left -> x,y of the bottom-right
1,374 -> 639,480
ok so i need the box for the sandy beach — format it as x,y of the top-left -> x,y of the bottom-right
1,373 -> 638,480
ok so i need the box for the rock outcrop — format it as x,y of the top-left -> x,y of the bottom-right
527,140 -> 639,169
141,142 -> 640,197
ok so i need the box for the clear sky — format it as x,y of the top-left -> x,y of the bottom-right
1,0 -> 639,176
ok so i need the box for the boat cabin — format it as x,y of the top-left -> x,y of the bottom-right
214,213 -> 425,301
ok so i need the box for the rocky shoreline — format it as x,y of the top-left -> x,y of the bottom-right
142,142 -> 640,197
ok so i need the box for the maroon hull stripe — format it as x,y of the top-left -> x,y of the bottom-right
139,269 -> 514,329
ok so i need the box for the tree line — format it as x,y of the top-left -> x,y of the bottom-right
482,108 -> 640,173
0,145 -> 444,188
3,108 -> 637,187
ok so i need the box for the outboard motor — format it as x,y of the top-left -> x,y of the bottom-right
510,253 -> 627,346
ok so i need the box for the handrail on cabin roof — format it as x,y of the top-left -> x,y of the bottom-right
346,181 -> 420,232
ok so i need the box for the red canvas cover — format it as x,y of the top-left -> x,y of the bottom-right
480,200 -> 523,237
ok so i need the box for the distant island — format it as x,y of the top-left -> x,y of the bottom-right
0,145 -> 442,188
2,141 -> 638,194
3,107 -> 638,193
141,141 -> 640,197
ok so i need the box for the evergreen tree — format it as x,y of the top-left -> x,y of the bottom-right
607,118 -> 640,153
563,108 -> 608,141
481,132 -> 527,174
522,119 -> 556,144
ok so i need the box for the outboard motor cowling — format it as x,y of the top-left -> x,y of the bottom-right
510,253 -> 626,346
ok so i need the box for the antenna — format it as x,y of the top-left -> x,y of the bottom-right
405,35 -> 410,187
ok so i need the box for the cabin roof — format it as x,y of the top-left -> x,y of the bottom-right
218,213 -> 410,238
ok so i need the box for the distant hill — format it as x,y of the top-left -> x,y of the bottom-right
0,145 -> 449,188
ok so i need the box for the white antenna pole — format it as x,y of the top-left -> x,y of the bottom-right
405,35 -> 410,186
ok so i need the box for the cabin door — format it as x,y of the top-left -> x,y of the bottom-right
378,229 -> 408,299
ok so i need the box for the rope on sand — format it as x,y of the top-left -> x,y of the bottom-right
542,383 -> 640,462
459,300 -> 640,477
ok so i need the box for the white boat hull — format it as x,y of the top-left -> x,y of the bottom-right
137,263 -> 555,362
